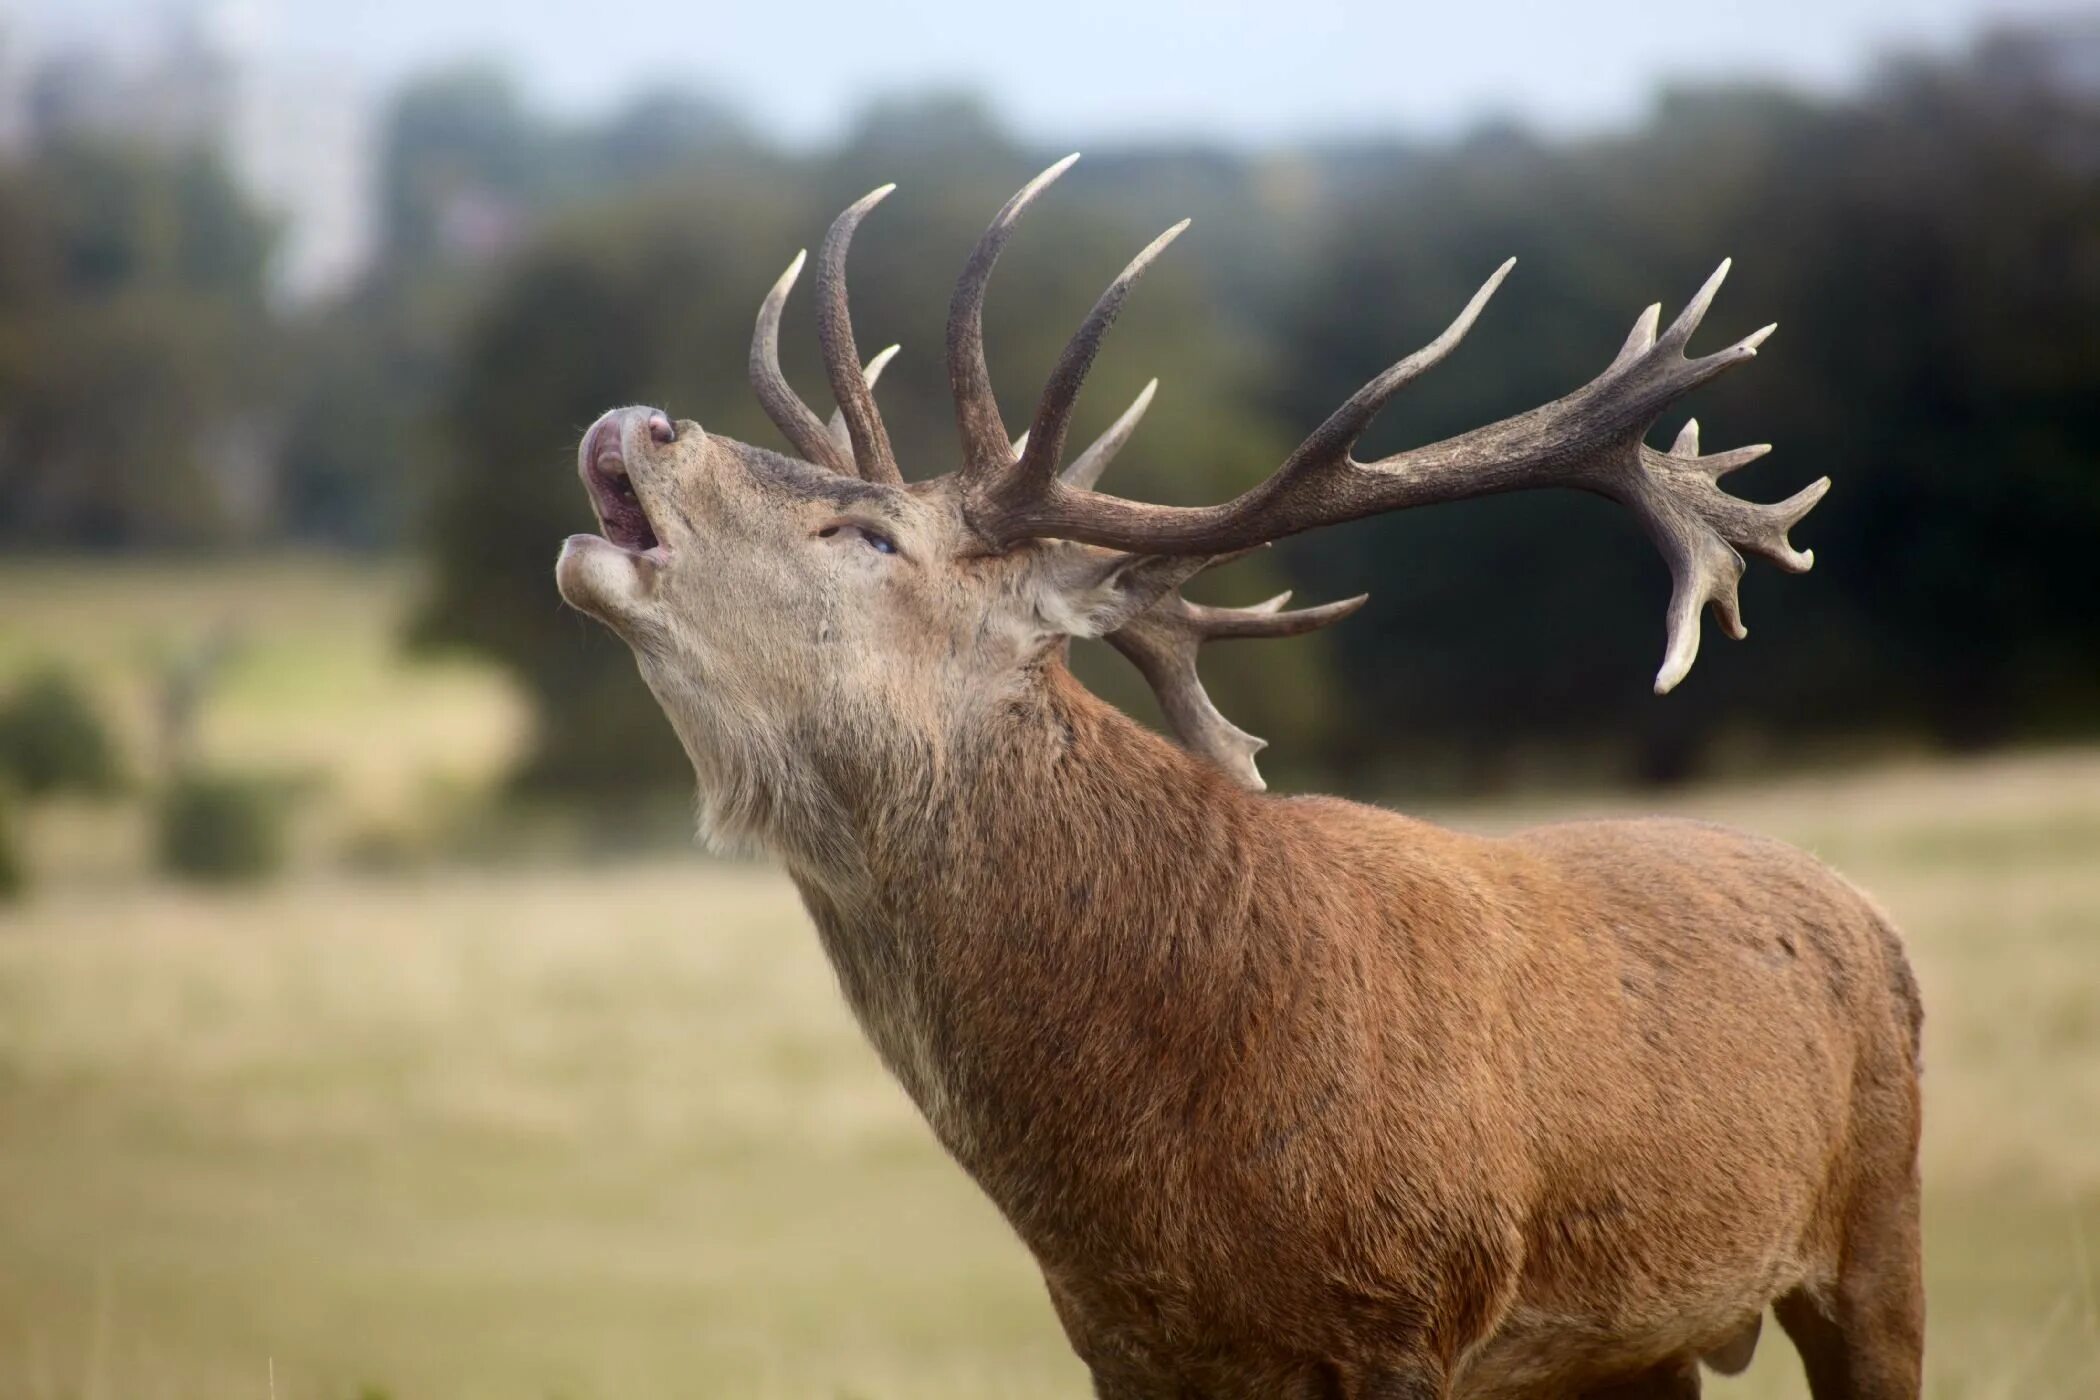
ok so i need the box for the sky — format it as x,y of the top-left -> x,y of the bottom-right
13,0 -> 2096,145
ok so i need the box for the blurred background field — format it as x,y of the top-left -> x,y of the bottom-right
1,0 -> 2097,1395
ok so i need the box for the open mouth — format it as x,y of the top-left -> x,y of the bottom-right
581,418 -> 662,554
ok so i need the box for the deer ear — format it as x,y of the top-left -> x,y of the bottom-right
1034,548 -> 1207,640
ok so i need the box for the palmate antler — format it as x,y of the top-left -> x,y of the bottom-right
748,157 -> 1831,786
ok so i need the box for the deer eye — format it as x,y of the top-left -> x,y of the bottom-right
817,521 -> 901,557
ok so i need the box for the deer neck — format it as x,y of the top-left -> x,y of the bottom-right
777,662 -> 1274,1217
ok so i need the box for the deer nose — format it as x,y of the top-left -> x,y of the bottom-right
646,410 -> 675,444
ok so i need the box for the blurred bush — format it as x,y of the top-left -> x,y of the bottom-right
0,786 -> 24,901
157,771 -> 288,883
0,669 -> 124,798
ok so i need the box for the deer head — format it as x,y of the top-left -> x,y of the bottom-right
557,157 -> 1826,858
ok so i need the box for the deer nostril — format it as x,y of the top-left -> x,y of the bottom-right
646,411 -> 675,445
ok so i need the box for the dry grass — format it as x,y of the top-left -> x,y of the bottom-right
0,560 -> 2095,1398
0,863 -> 1076,1399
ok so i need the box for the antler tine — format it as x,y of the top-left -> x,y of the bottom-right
817,184 -> 904,485
1006,222 -> 1189,498
1108,573 -> 1368,791
1672,418 -> 1773,480
1607,302 -> 1663,374
750,251 -> 857,475
1659,257 -> 1731,350
1182,590 -> 1368,639
1654,531 -> 1745,698
1645,457 -> 1827,694
828,344 -> 900,461
1064,379 -> 1157,489
1007,379 -> 1157,487
1283,258 -> 1517,477
947,154 -> 1080,479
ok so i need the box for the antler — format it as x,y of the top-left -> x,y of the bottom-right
1010,221 -> 1188,497
750,235 -> 905,484
943,162 -> 1826,692
763,162 -> 1826,695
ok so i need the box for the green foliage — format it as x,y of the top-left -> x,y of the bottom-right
157,771 -> 288,884
0,669 -> 123,798
274,301 -> 432,549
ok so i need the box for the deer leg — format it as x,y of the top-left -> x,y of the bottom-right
1776,1174 -> 1925,1400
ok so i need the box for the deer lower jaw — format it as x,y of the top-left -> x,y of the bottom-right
556,532 -> 663,623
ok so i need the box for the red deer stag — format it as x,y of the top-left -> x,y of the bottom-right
556,158 -> 1923,1400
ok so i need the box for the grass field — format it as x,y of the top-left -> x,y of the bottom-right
1,559 -> 2096,1398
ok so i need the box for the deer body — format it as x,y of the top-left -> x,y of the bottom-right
554,160 -> 1924,1396
774,666 -> 1919,1399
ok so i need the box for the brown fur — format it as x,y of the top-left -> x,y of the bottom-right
556,406 -> 1924,1399
802,666 -> 1923,1400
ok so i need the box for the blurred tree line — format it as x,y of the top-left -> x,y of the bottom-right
2,25 -> 2094,792
0,138 -> 279,544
